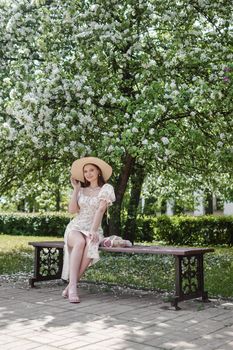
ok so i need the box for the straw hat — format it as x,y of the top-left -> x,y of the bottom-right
71,156 -> 112,182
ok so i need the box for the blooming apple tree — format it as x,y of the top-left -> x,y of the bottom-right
0,0 -> 232,234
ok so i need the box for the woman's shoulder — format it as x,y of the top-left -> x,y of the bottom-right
100,183 -> 114,191
98,183 -> 115,196
100,183 -> 114,193
98,183 -> 116,203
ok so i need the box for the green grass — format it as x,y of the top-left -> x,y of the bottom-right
204,249 -> 233,298
84,253 -> 175,292
0,234 -> 62,274
1,234 -> 233,299
84,249 -> 233,299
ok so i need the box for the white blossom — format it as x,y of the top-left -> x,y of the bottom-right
107,145 -> 114,152
132,127 -> 138,133
91,54 -> 98,64
90,4 -> 99,12
170,81 -> 176,89
149,128 -> 154,135
59,123 -> 66,129
70,141 -> 76,148
158,104 -> 166,112
153,142 -> 159,149
3,78 -> 11,85
161,137 -> 169,145
99,96 -> 107,105
9,89 -> 17,99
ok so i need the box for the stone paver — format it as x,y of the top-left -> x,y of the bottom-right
0,282 -> 233,350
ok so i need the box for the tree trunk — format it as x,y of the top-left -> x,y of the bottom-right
109,153 -> 135,236
205,191 -> 213,214
17,199 -> 25,212
55,187 -> 61,211
123,163 -> 145,243
28,196 -> 34,212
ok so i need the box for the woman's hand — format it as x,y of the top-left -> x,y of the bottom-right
89,231 -> 99,243
70,176 -> 81,190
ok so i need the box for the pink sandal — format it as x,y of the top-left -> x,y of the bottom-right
68,292 -> 80,304
62,287 -> 68,299
63,285 -> 80,303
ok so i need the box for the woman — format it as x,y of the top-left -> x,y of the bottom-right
61,156 -> 115,303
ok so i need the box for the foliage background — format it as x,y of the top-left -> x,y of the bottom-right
0,0 -> 232,239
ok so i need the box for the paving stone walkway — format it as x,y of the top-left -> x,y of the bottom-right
0,281 -> 233,350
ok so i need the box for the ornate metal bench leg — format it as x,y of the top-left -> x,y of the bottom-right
29,247 -> 40,287
29,278 -> 35,288
172,254 -> 210,309
197,255 -> 210,302
29,245 -> 64,287
202,291 -> 210,302
171,297 -> 181,311
173,255 -> 183,310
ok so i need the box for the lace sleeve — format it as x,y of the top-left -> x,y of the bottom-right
98,184 -> 116,206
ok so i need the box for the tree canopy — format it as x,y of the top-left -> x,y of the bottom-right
0,0 -> 232,233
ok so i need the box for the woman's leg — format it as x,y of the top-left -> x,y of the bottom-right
78,238 -> 92,280
62,245 -> 72,298
66,230 -> 86,302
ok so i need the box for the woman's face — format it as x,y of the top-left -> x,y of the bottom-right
83,163 -> 99,183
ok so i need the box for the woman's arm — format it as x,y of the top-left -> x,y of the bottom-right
68,177 -> 81,214
89,200 -> 108,242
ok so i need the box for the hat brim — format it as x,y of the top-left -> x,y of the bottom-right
71,157 -> 112,182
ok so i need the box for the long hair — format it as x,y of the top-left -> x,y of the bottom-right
83,163 -> 106,187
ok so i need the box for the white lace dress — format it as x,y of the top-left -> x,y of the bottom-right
61,183 -> 115,281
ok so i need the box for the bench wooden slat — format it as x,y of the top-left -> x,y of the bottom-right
99,245 -> 214,256
29,241 -> 214,256
29,241 -> 64,248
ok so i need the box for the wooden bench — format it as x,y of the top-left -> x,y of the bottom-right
28,241 -> 214,310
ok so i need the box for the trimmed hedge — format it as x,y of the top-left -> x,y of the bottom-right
156,215 -> 233,246
135,215 -> 157,242
1,212 -> 233,246
0,212 -> 72,236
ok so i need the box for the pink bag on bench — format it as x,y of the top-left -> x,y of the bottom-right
101,235 -> 132,248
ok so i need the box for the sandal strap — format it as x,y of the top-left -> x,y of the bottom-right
68,293 -> 80,303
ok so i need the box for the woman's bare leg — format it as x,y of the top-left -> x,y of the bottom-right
62,245 -> 72,298
62,235 -> 98,300
66,230 -> 86,302
78,238 -> 92,280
